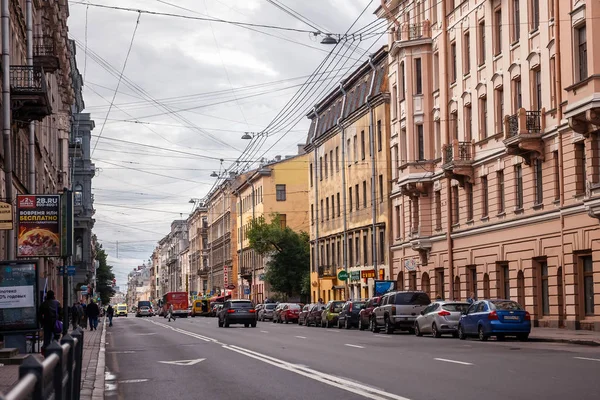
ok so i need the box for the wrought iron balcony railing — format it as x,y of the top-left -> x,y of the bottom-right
318,265 -> 336,278
10,65 -> 48,93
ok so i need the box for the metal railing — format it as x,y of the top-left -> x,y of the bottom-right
443,141 -> 472,164
10,65 -> 48,93
0,328 -> 84,400
318,265 -> 336,278
34,36 -> 55,57
506,113 -> 519,138
526,111 -> 542,134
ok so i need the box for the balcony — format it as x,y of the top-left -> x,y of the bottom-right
33,36 -> 59,73
318,265 -> 337,279
392,21 -> 432,54
69,136 -> 83,158
240,266 -> 252,278
10,65 -> 51,122
442,140 -> 474,187
503,108 -> 545,165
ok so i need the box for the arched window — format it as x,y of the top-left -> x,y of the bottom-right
517,270 -> 525,306
483,273 -> 490,298
397,270 -> 404,291
421,272 -> 430,297
74,184 -> 83,206
454,276 -> 461,300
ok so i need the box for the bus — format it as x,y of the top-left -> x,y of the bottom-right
161,292 -> 189,318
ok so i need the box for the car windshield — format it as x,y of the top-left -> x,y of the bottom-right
118,306 -> 126,310
490,300 -> 523,311
265,304 -> 277,310
393,292 -> 430,305
442,303 -> 470,312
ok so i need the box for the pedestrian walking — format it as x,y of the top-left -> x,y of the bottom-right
167,303 -> 175,322
71,301 -> 81,329
107,304 -> 114,327
467,292 -> 477,304
38,290 -> 62,353
87,300 -> 100,330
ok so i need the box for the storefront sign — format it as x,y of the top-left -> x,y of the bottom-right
223,266 -> 229,286
0,201 -> 13,230
0,261 -> 38,332
361,270 -> 376,279
17,195 -> 61,257
404,259 -> 417,271
350,271 -> 361,281
379,269 -> 385,280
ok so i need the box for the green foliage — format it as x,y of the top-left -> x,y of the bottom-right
247,214 -> 310,298
94,237 -> 116,305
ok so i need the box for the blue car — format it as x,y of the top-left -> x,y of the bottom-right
457,299 -> 531,341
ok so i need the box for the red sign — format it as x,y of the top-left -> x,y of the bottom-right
17,195 -> 61,257
379,269 -> 385,280
361,270 -> 376,279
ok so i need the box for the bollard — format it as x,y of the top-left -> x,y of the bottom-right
70,329 -> 83,400
46,340 -> 66,400
61,333 -> 76,400
19,354 -> 44,399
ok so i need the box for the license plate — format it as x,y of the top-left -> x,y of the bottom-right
504,315 -> 519,320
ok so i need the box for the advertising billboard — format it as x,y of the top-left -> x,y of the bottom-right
374,280 -> 397,297
0,261 -> 39,332
17,195 -> 61,257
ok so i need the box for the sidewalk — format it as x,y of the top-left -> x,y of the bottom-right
0,318 -> 107,398
530,327 -> 600,346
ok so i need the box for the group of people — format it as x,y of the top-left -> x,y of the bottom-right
38,290 -> 102,354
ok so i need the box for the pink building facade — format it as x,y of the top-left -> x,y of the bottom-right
377,0 -> 600,330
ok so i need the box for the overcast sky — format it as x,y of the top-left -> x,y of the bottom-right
68,0 -> 387,287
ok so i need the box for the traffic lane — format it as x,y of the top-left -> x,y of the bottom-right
173,318 -> 600,400
106,317 -> 370,400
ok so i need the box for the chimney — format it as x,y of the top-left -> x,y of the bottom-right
297,144 -> 306,155
275,155 -> 282,162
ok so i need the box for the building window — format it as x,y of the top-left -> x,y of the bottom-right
355,184 -> 360,210
465,105 -> 472,141
515,164 -> 523,210
533,69 -> 542,111
469,266 -> 478,297
74,184 -> 83,206
550,58 -> 557,109
530,0 -> 540,31
495,88 -> 504,134
324,154 -> 328,179
377,120 -> 382,152
331,195 -> 335,219
500,264 -> 510,299
450,42 -> 457,83
353,135 -> 358,163
534,159 -> 543,205
548,0 -> 554,20
349,187 -> 353,212
409,271 -> 417,290
466,182 -> 474,221
576,24 -> 587,82
452,185 -> 459,224
450,112 -> 458,140
411,197 -> 419,233
379,175 -> 384,204
335,147 -> 339,172
360,131 -> 365,160
320,199 -> 324,222
435,190 -> 442,230
325,198 -> 330,220
337,193 -> 340,217
379,230 -> 385,263
330,150 -> 334,176
279,214 -> 287,229
395,205 -> 401,239
498,170 -> 505,213
355,236 -> 360,266
582,255 -> 594,315
433,52 -> 440,91
363,181 -> 367,208
481,176 -> 489,218
553,151 -> 560,201
463,31 -> 471,75
480,97 -> 488,139
513,79 -> 522,111
392,84 -> 398,119
478,19 -> 486,65
399,62 -> 405,101
276,184 -> 286,201
363,233 -> 368,265
417,125 -> 424,161
512,0 -> 520,42
400,128 -> 407,164
311,204 -> 314,224
348,237 -> 353,267
576,142 -> 586,194
415,58 -> 423,94
494,8 -> 502,56
540,261 -> 549,316
434,120 -> 442,158
347,138 -> 351,165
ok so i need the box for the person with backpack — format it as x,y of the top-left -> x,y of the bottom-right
39,290 -> 63,352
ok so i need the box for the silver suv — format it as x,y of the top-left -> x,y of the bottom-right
371,291 -> 431,334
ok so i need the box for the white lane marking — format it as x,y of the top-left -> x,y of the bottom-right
108,351 -> 136,354
295,336 -> 307,339
434,358 -> 473,366
158,358 -> 205,366
345,344 -> 365,349
260,330 -> 269,333
118,379 -> 149,384
225,344 -> 410,400
135,333 -> 156,336
574,357 -> 600,362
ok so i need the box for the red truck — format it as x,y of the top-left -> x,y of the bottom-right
161,292 -> 189,318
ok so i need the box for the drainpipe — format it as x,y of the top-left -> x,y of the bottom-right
367,56 -> 379,292
440,0 -> 454,300
27,0 -> 35,192
337,81 -> 349,299
554,0 -> 566,324
312,108 -> 321,302
2,0 -> 15,259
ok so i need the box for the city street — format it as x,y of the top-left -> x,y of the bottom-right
104,315 -> 600,400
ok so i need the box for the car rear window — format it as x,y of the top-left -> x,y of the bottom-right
138,301 -> 151,308
353,302 -> 366,309
490,301 -> 523,311
442,303 -> 470,312
232,302 -> 253,309
265,304 -> 276,310
288,304 -> 301,310
393,292 -> 431,305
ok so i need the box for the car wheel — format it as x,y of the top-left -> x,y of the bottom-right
370,317 -> 380,333
245,323 -> 249,328
458,324 -> 466,340
384,318 -> 394,334
345,319 -> 351,330
517,333 -> 529,342
414,322 -> 422,337
251,322 -> 257,328
478,326 -> 488,341
432,323 -> 441,338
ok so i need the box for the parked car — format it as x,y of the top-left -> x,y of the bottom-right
273,303 -> 290,323
280,303 -> 301,323
321,301 -> 345,328
218,299 -> 257,328
371,291 -> 431,334
358,296 -> 381,330
136,305 -> 152,317
337,300 -> 366,329
414,301 -> 470,337
210,303 -> 223,317
458,300 -> 531,341
298,304 -> 313,326
258,303 -> 277,321
306,303 -> 325,327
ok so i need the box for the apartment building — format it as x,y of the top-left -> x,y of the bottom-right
188,205 -> 209,297
377,0 -> 599,330
306,47 -> 392,303
235,153 -> 309,303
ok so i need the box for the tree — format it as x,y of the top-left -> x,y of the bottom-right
246,214 -> 310,299
94,238 -> 116,304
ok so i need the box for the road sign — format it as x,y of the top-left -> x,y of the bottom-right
67,265 -> 76,276
337,270 -> 348,281
158,358 -> 205,366
244,288 -> 250,295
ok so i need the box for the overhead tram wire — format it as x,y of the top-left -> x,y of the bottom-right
92,12 -> 141,156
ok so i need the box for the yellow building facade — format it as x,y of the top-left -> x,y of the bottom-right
235,154 -> 310,303
305,47 -> 392,303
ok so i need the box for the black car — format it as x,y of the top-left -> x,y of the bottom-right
218,299 -> 257,328
337,300 -> 366,329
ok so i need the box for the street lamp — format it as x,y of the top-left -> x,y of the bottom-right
241,132 -> 253,140
320,34 -> 338,45
210,171 -> 218,177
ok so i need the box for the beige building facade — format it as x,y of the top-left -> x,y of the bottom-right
377,0 -> 600,330
306,47 -> 392,303
188,205 -> 208,297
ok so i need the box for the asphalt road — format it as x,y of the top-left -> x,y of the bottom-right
105,314 -> 600,400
